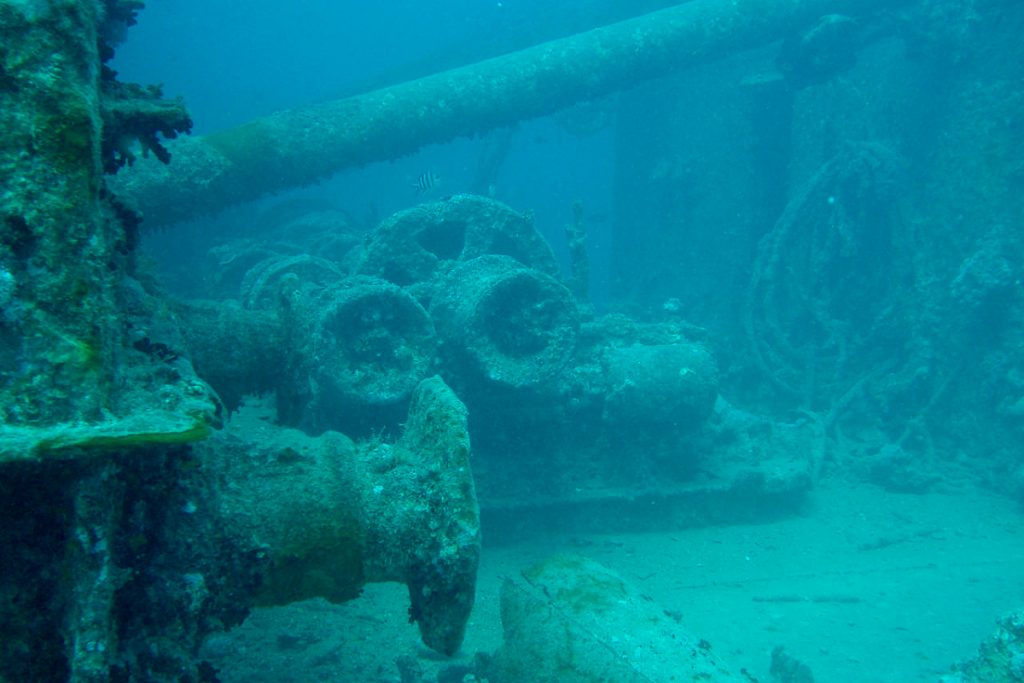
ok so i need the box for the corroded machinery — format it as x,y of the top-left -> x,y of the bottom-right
0,3 -> 480,682
0,374 -> 480,681
179,194 -> 729,502
0,0 -> 866,680
175,190 -> 822,562
191,377 -> 479,658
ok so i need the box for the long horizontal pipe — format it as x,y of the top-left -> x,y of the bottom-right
116,0 -> 899,228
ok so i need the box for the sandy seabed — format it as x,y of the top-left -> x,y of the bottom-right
203,479 -> 1024,683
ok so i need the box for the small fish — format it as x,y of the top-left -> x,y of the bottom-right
411,171 -> 440,195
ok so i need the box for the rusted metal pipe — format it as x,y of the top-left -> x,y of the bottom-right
116,0 -> 901,228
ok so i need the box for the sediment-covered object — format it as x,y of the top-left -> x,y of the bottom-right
430,255 -> 579,388
114,0 -> 906,228
491,555 -> 745,683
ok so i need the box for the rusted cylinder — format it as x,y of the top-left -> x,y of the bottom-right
278,277 -> 437,432
430,256 -> 579,388
173,298 -> 287,410
601,342 -> 718,428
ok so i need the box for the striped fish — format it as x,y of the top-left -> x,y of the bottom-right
411,171 -> 440,195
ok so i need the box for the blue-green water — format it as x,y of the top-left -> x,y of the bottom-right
1,1 -> 1022,681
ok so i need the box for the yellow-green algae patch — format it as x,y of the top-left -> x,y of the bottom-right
0,411 -> 212,462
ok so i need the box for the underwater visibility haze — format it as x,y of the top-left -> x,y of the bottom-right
0,0 -> 1023,681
